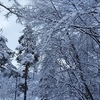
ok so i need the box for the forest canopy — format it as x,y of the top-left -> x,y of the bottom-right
0,0 -> 100,100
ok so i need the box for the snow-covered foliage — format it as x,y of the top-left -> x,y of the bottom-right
14,0 -> 100,100
16,25 -> 39,100
0,0 -> 100,100
0,34 -> 19,99
21,0 -> 100,100
0,35 -> 15,70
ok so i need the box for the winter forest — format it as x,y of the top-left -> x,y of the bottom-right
0,0 -> 100,100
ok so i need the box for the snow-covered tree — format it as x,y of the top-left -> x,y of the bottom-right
16,25 -> 39,100
23,0 -> 100,100
0,0 -> 100,99
0,35 -> 14,69
0,34 -> 20,99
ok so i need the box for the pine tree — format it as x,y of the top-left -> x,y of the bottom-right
0,34 -> 20,99
16,25 -> 39,100
0,35 -> 14,69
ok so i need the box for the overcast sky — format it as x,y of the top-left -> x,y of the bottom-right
0,0 -> 30,50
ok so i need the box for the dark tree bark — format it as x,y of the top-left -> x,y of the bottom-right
24,64 -> 28,100
14,77 -> 17,100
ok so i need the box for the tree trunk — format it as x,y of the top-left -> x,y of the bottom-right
14,77 -> 17,100
24,64 -> 28,100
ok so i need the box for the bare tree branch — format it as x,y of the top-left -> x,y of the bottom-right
0,2 -> 23,18
50,0 -> 61,18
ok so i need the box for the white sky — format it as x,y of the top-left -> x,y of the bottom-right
0,0 -> 30,50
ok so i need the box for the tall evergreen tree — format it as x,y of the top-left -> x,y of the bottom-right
0,34 -> 19,99
0,35 -> 14,70
16,25 -> 39,100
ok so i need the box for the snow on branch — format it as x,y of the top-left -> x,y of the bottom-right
0,2 -> 23,18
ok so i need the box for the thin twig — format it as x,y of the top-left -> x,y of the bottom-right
50,0 -> 61,18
